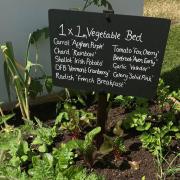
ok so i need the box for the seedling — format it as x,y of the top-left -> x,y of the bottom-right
113,137 -> 126,161
55,102 -> 96,139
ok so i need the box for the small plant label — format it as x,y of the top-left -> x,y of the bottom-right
49,9 -> 170,98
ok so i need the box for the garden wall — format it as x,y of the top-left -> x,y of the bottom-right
0,0 -> 144,102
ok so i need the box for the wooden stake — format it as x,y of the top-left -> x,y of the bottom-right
96,9 -> 114,148
96,92 -> 108,148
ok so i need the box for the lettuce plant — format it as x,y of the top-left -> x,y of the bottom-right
123,107 -> 151,131
54,127 -> 101,168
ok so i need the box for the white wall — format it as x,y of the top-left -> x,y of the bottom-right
0,0 -> 144,102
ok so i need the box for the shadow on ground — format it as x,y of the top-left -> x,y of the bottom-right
161,65 -> 180,91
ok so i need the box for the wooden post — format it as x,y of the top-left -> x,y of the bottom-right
96,92 -> 108,148
96,9 -> 114,148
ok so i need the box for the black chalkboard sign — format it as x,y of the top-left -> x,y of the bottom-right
48,9 -> 171,98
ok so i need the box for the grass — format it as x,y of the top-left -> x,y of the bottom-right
144,0 -> 180,22
162,25 -> 180,74
144,0 -> 180,91
161,24 -> 180,91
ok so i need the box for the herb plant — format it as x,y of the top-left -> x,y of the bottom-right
140,121 -> 179,179
32,118 -> 57,152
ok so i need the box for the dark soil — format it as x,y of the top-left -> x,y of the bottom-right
94,136 -> 179,180
87,105 -> 180,180
95,138 -> 156,180
88,106 -> 157,179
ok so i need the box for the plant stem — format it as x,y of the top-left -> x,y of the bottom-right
0,150 -> 5,163
157,138 -> 163,179
82,0 -> 89,11
0,107 -> 4,116
24,87 -> 30,120
82,0 -> 93,11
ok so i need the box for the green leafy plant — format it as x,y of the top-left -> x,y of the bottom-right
123,107 -> 151,131
157,79 -> 171,102
32,118 -> 57,152
0,28 -> 53,120
0,163 -> 28,180
80,126 -> 101,166
99,135 -> 126,162
164,153 -> 180,177
28,153 -> 55,180
55,103 -> 96,139
1,41 -> 30,120
155,79 -> 180,114
0,119 -> 102,179
113,137 -> 126,161
0,126 -> 30,167
53,140 -> 79,171
56,165 -> 104,180
140,121 -> 179,179
140,121 -> 179,155
113,95 -> 135,109
54,127 -> 101,168
0,35 -> 46,121
0,144 -> 103,180
45,76 -> 53,94
122,80 -> 179,134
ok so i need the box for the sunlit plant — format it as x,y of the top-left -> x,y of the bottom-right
82,0 -> 112,11
0,35 -> 45,121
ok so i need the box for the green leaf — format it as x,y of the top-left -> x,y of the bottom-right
77,95 -> 86,106
21,155 -> 28,162
171,126 -> 179,132
175,133 -> 180,139
3,61 -> 12,102
141,176 -> 146,180
45,77 -> 53,93
38,144 -> 47,153
0,114 -> 15,125
83,127 -> 101,151
0,162 -> 29,180
123,107 -> 148,131
1,42 -> 30,120
55,112 -> 68,126
29,78 -> 43,98
29,154 -> 55,180
54,146 -> 75,170
136,122 -> 151,131
113,120 -> 124,136
30,27 -> 49,44
60,165 -> 104,180
99,135 -> 113,154
114,137 -> 126,153
56,172 -> 68,180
